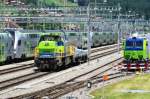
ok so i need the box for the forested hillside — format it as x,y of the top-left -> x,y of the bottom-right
22,0 -> 76,7
108,0 -> 150,19
19,0 -> 150,19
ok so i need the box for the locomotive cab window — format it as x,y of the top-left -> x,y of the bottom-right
126,41 -> 133,47
39,35 -> 62,42
136,40 -> 143,47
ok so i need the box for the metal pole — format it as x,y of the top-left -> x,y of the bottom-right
102,79 -> 105,99
109,10 -> 112,21
95,0 -> 96,16
64,0 -> 66,7
117,3 -> 121,54
87,2 -> 91,64
128,11 -> 131,36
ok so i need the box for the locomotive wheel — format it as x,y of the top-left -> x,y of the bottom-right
83,56 -> 88,62
53,65 -> 58,71
38,66 -> 45,72
53,65 -> 61,71
39,64 -> 48,72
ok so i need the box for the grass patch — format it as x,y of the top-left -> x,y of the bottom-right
90,74 -> 150,99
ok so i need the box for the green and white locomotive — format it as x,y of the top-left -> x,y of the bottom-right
123,35 -> 150,70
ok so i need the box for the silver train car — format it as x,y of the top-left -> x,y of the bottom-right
66,32 -> 89,49
67,31 -> 118,49
0,32 -> 14,63
92,32 -> 118,47
0,29 -> 118,64
6,29 -> 41,59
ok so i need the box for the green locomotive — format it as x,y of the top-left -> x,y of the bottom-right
34,32 -> 77,71
123,36 -> 150,70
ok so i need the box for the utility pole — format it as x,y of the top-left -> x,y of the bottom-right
94,0 -> 97,16
117,3 -> 121,54
87,0 -> 91,64
64,0 -> 67,16
109,10 -> 112,21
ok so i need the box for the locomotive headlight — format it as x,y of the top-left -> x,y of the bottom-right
34,47 -> 39,58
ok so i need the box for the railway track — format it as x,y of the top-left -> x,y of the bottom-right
0,64 -> 34,75
91,44 -> 120,53
0,58 -> 33,66
0,47 -> 120,92
0,72 -> 50,91
12,58 -> 126,99
90,48 -> 121,60
0,44 -> 120,76
47,72 -> 127,99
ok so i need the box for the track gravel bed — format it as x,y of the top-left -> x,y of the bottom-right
0,60 -> 33,71
0,47 -> 119,92
0,68 -> 36,82
0,44 -> 118,74
60,73 -> 134,99
0,72 -> 50,91
0,52 -> 122,98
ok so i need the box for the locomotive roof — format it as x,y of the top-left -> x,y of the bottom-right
41,33 -> 62,37
126,37 -> 144,41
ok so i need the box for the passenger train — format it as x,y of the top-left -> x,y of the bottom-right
0,29 -> 118,64
66,31 -> 118,49
5,29 -> 41,59
92,32 -> 118,47
0,32 -> 14,63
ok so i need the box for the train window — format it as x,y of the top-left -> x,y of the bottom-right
69,33 -> 76,36
1,35 -> 4,39
2,46 -> 4,54
12,41 -> 13,46
55,36 -> 62,41
126,41 -> 133,46
29,34 -> 38,38
34,34 -> 38,38
83,33 -> 87,36
6,30 -> 15,37
136,41 -> 143,47
39,35 -> 62,42
40,36 -> 54,41
30,34 -> 33,38
18,40 -> 21,46
24,41 -> 27,45
95,33 -> 99,35
6,43 -> 8,47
